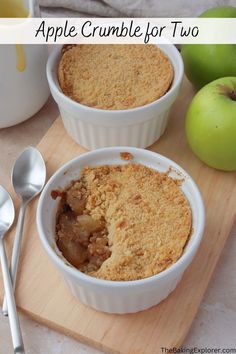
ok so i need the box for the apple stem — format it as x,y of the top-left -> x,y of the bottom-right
218,84 -> 236,101
229,90 -> 236,101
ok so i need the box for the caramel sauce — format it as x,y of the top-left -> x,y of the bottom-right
15,44 -> 26,71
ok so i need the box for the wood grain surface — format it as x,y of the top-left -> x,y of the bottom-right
1,79 -> 235,354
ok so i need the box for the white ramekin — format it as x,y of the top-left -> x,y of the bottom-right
37,147 -> 205,314
46,45 -> 184,150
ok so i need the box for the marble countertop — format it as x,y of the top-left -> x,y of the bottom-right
0,97 -> 235,354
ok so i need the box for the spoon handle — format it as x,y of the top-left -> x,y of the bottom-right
2,203 -> 26,316
0,238 -> 25,354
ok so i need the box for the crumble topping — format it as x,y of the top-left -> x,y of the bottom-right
55,163 -> 192,281
120,152 -> 134,161
58,44 -> 174,110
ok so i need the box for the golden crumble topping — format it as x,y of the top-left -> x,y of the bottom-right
54,163 -> 192,281
58,44 -> 174,110
120,152 -> 134,161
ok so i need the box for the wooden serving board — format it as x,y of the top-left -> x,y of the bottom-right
1,79 -> 236,354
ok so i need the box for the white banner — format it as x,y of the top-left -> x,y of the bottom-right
0,18 -> 235,44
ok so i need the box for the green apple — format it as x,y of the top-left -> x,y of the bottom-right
185,77 -> 236,171
181,6 -> 236,89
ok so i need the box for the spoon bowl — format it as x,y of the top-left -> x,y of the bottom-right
12,146 -> 46,202
0,185 -> 15,237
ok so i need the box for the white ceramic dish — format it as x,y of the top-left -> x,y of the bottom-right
46,45 -> 184,150
37,147 -> 205,314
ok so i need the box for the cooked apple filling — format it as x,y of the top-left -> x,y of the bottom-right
53,162 -> 192,281
54,189 -> 111,273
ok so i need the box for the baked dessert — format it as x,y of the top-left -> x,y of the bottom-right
58,44 -> 174,110
53,161 -> 192,281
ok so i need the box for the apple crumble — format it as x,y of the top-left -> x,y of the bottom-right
58,44 -> 174,110
54,162 -> 192,281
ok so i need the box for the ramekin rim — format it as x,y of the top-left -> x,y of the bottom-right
36,146 -> 205,288
46,44 -> 184,115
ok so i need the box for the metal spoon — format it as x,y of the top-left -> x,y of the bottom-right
0,185 -> 25,354
2,147 -> 46,316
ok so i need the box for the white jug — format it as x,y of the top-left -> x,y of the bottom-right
0,0 -> 50,128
